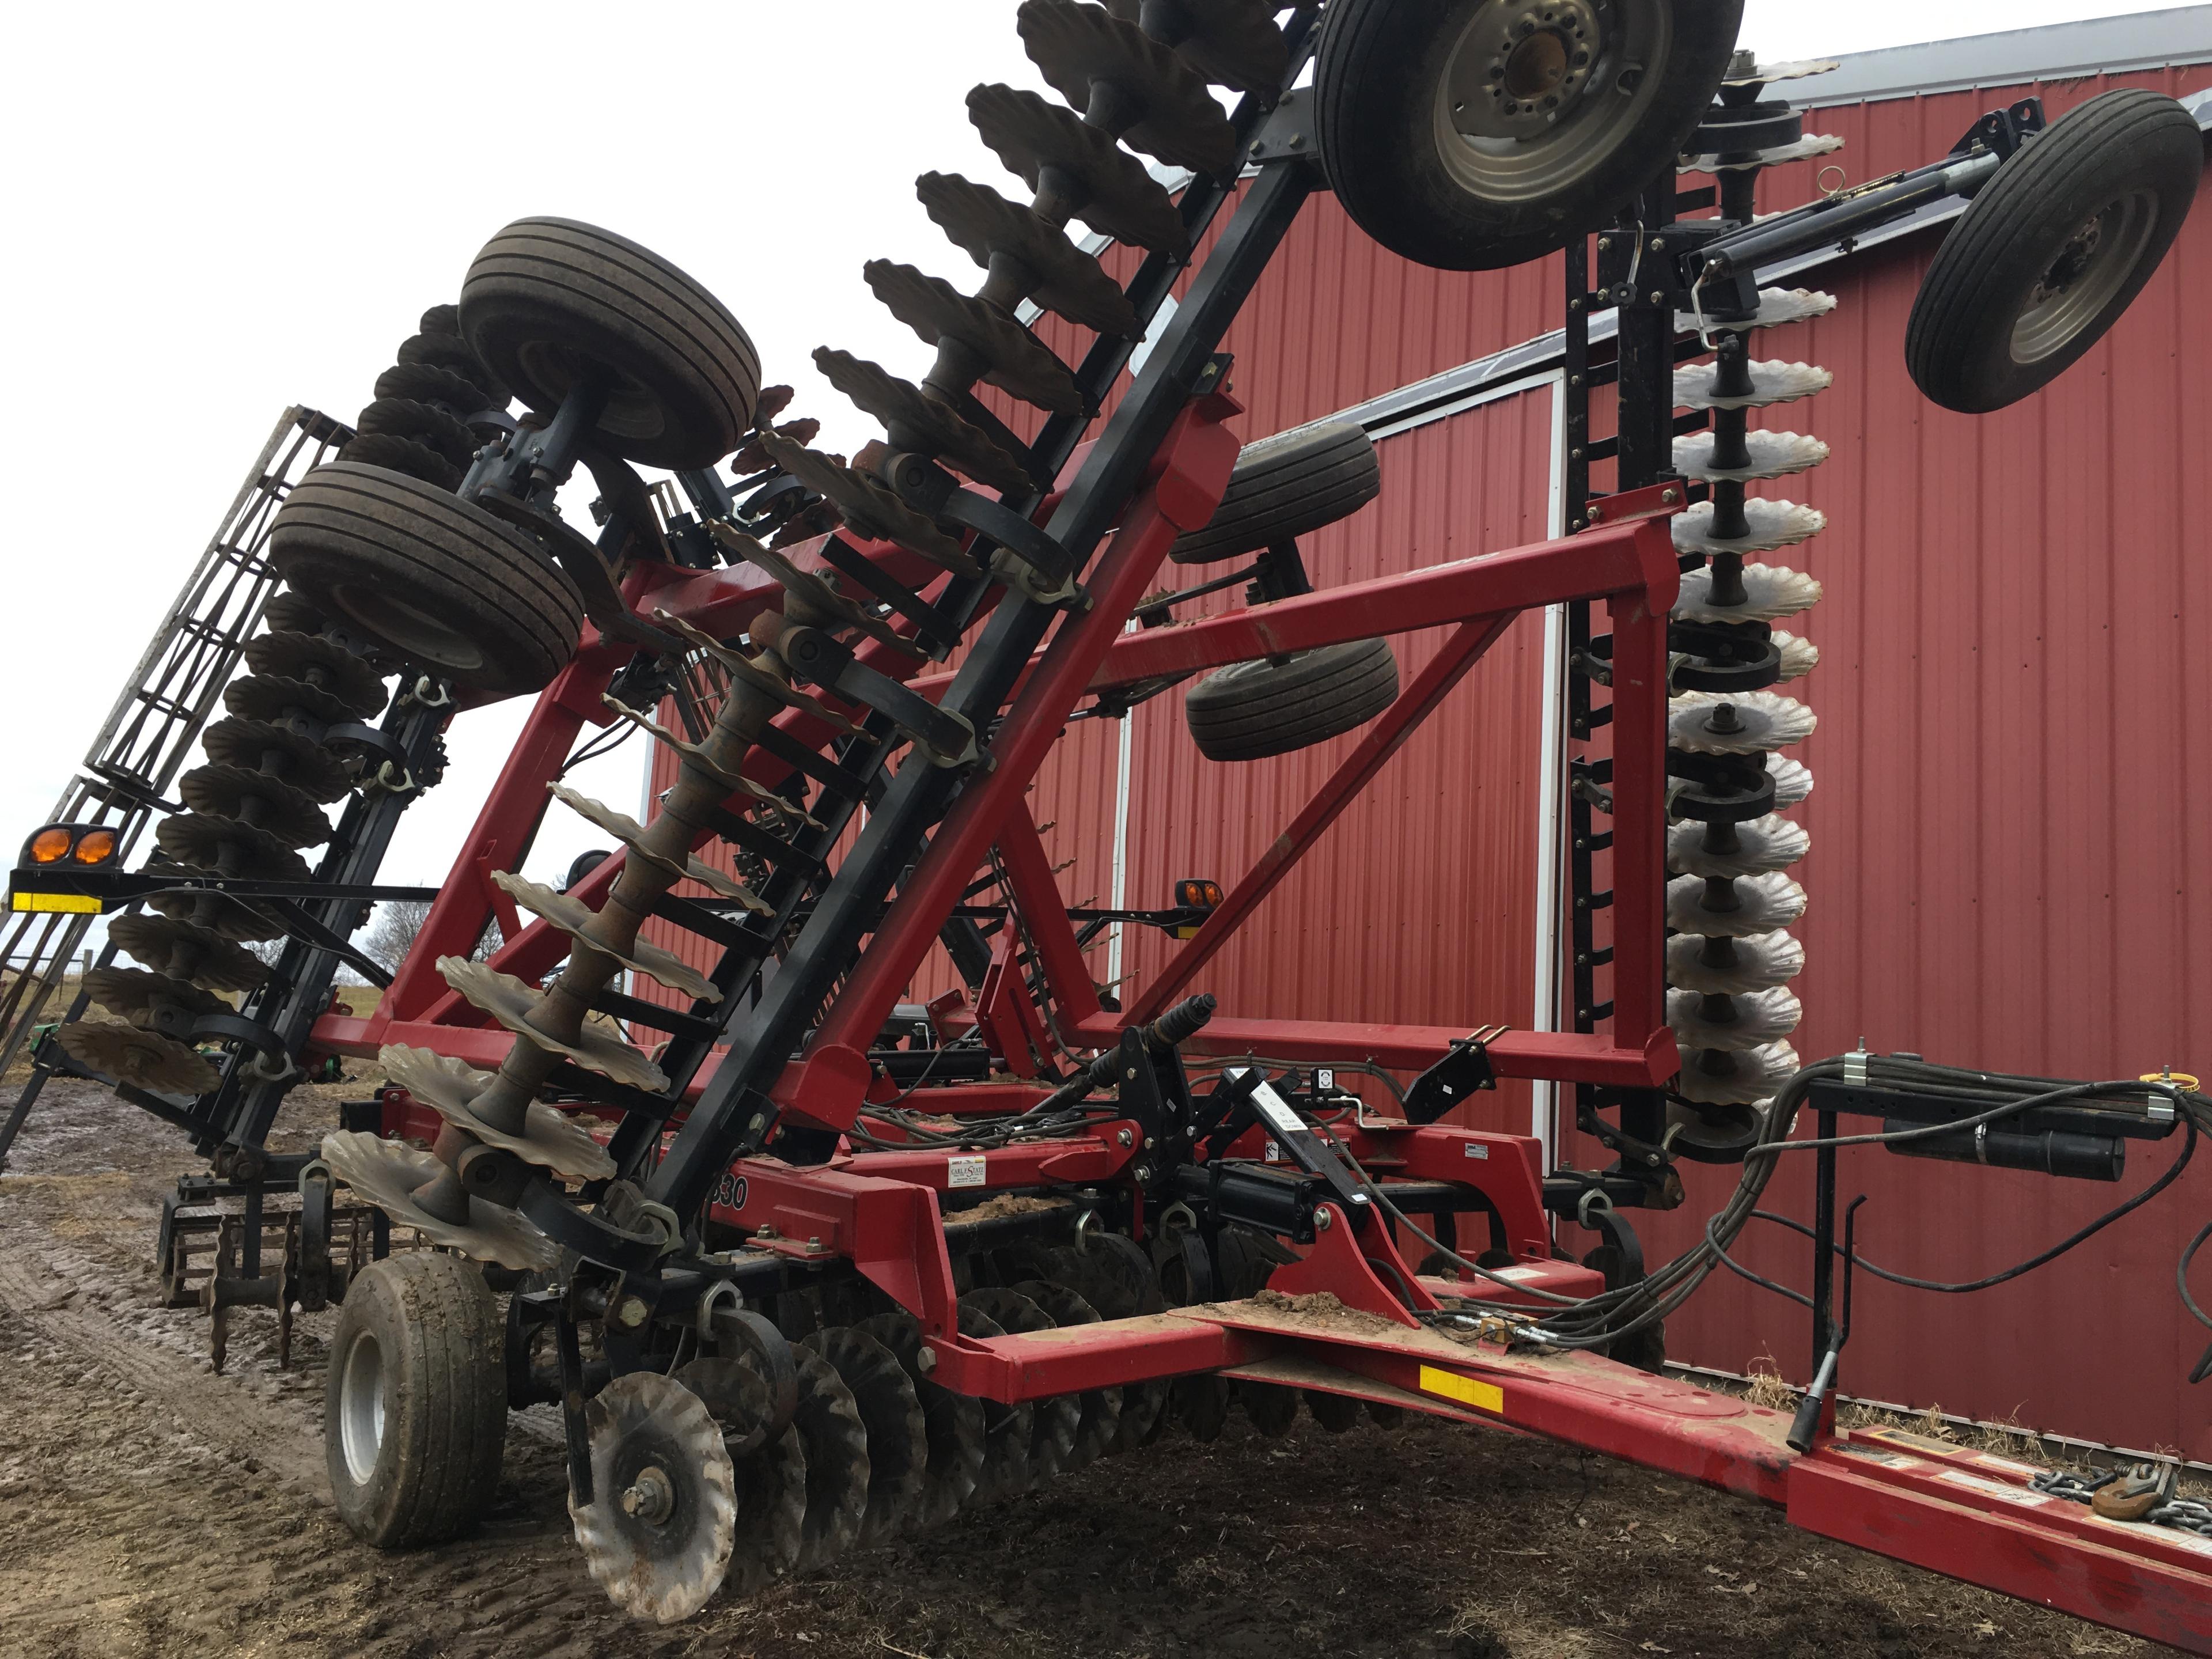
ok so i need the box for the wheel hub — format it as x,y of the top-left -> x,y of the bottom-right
2029,213 -> 2105,305
569,1371 -> 737,1624
338,1330 -> 386,1485
620,1465 -> 676,1524
1450,0 -> 1603,141
2010,190 -> 2159,366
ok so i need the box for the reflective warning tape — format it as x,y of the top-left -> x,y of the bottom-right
1418,1365 -> 1503,1414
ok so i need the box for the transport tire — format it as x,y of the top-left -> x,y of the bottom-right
1315,0 -> 1743,270
1167,419 -> 1381,565
325,1252 -> 507,1548
460,217 -> 761,469
270,460 -> 585,698
1184,635 -> 1400,762
1905,89 -> 2203,413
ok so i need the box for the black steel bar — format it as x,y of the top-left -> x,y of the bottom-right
646,156 -> 1323,1222
1695,152 -> 1998,282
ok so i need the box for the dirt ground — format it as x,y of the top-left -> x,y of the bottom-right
0,1079 -> 2176,1659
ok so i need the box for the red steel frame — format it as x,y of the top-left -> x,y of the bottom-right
309,406 -> 2212,1651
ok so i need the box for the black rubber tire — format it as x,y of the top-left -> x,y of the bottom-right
1316,0 -> 1743,270
1905,90 -> 2203,414
324,1252 -> 506,1548
1184,635 -> 1400,762
1168,419 -> 1381,565
460,217 -> 761,469
270,460 -> 585,698
355,396 -> 479,467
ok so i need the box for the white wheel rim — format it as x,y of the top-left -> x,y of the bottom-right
339,1330 -> 387,1485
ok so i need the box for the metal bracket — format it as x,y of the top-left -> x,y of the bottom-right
187,1011 -> 297,1082
1949,97 -> 2045,165
777,624 -> 983,768
1404,1026 -> 1506,1124
1217,1067 -> 1372,1219
518,1178 -> 667,1274
887,452 -> 1087,609
1244,85 -> 1318,169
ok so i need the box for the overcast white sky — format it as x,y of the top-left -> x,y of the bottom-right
1,1 -> 2193,942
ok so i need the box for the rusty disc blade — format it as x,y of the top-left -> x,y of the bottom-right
1105,0 -> 1286,94
1018,0 -> 1237,175
967,82 -> 1189,255
864,261 -> 1080,415
916,171 -> 1140,338
178,763 -> 333,849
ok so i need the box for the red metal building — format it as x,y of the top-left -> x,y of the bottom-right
649,15 -> 2212,1457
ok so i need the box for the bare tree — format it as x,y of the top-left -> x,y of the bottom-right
362,900 -> 501,974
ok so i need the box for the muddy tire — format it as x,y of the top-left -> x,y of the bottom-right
460,217 -> 761,469
1905,89 -> 2203,413
1316,0 -> 1743,270
325,1252 -> 507,1548
270,460 -> 585,698
1168,419 -> 1381,565
1184,635 -> 1400,762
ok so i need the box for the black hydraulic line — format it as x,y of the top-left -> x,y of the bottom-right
1529,1065 -> 2210,1355
1747,1110 -> 2195,1294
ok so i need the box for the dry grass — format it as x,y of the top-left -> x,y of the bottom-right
1696,1359 -> 2210,1498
